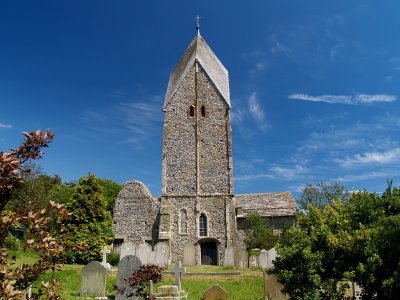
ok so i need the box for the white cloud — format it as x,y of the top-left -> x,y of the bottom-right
335,171 -> 388,182
0,123 -> 12,129
289,93 -> 396,104
336,148 -> 400,167
270,165 -> 309,179
248,92 -> 271,131
389,57 -> 400,71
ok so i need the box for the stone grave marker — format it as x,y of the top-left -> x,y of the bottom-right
136,242 -> 152,265
203,284 -> 228,300
100,246 -> 111,269
116,255 -> 142,300
223,246 -> 234,266
183,244 -> 196,266
267,247 -> 278,268
171,261 -> 186,291
120,242 -> 136,260
264,271 -> 288,300
154,242 -> 170,267
234,247 -> 248,268
80,261 -> 107,299
249,254 -> 258,267
259,249 -> 268,268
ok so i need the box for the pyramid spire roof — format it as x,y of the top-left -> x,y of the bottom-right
164,34 -> 230,108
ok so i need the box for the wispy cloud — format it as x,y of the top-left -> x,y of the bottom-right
389,57 -> 400,71
289,93 -> 396,104
270,165 -> 309,179
335,171 -> 388,182
0,123 -> 12,129
248,92 -> 271,131
81,96 -> 163,145
336,148 -> 400,167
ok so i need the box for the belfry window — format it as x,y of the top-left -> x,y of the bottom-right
199,213 -> 207,236
201,105 -> 206,117
189,105 -> 195,117
180,209 -> 188,234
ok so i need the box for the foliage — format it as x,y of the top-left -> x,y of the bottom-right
97,178 -> 122,211
243,211 -> 278,251
299,181 -> 349,211
0,129 -> 54,211
107,251 -> 120,267
56,173 -> 114,263
116,264 -> 164,299
0,129 -> 71,299
272,181 -> 400,300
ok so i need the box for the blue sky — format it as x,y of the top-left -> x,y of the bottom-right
1,1 -> 400,198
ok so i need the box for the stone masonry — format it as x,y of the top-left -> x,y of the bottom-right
113,31 -> 297,266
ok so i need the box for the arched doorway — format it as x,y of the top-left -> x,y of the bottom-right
200,241 -> 218,265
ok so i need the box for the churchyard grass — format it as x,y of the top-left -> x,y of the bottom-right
11,251 -> 263,299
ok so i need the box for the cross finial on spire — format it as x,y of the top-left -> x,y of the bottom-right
195,15 -> 202,35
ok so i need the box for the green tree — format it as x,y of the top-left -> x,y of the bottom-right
299,181 -> 349,211
272,181 -> 400,299
57,173 -> 114,263
243,211 -> 278,251
97,178 -> 122,211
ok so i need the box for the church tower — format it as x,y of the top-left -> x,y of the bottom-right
161,29 -> 235,265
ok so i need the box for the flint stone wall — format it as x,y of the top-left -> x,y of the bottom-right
162,65 -> 233,195
113,181 -> 160,244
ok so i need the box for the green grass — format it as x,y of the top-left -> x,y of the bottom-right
10,251 -> 264,299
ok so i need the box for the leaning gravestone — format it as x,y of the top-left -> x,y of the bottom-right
234,248 -> 248,268
154,242 -> 170,267
223,246 -> 234,266
120,242 -> 136,260
136,243 -> 152,265
203,284 -> 228,300
183,244 -> 196,266
259,249 -> 268,268
264,271 -> 288,300
116,255 -> 142,300
80,261 -> 107,299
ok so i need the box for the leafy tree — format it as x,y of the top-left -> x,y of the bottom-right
243,211 -> 278,251
299,181 -> 349,211
97,178 -> 122,211
57,173 -> 114,263
272,181 -> 400,299
0,130 -> 69,299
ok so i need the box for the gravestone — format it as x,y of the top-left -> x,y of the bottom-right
171,261 -> 186,291
154,242 -> 170,267
234,248 -> 248,268
183,244 -> 196,266
136,243 -> 152,265
120,242 -> 136,260
264,271 -> 288,300
223,246 -> 234,266
100,246 -> 112,269
203,284 -> 228,300
80,261 -> 107,299
249,254 -> 258,267
267,247 -> 278,268
116,255 -> 142,300
259,249 -> 268,268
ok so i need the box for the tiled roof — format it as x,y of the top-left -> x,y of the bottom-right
164,34 -> 230,108
234,192 -> 298,217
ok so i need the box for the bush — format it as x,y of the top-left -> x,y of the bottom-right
5,233 -> 19,251
107,251 -> 120,267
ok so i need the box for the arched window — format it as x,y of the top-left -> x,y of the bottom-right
201,105 -> 206,117
199,213 -> 207,236
189,105 -> 195,117
180,209 -> 188,234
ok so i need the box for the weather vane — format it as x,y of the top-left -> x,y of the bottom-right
195,15 -> 202,35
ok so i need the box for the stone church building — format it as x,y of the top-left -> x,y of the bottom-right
113,31 -> 297,266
